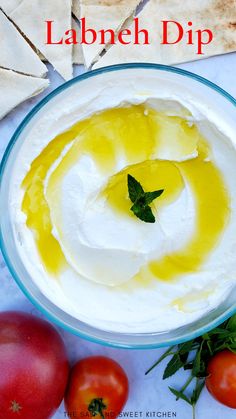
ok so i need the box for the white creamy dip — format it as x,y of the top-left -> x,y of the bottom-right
9,69 -> 236,333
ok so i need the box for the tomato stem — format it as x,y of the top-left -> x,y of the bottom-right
10,400 -> 22,413
88,398 -> 107,419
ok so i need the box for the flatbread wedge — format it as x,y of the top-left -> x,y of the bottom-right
0,68 -> 49,120
79,0 -> 141,67
73,41 -> 84,65
6,0 -> 73,80
0,10 -> 47,77
72,17 -> 84,64
94,0 -> 236,68
72,0 -> 80,19
0,0 -> 22,15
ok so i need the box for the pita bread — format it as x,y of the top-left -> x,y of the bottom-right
72,0 -> 80,19
73,43 -> 84,64
94,0 -> 236,68
0,68 -> 49,120
80,0 -> 141,67
0,0 -> 22,15
0,4 -> 48,62
72,17 -> 84,64
0,10 -> 47,77
8,0 -> 73,80
25,15 -> 84,65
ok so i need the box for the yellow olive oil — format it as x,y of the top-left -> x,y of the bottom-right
21,105 -> 230,282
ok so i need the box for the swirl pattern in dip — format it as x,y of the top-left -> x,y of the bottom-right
10,77 -> 236,333
21,105 -> 229,288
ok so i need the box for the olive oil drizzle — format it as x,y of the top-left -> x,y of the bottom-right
149,142 -> 229,280
22,128 -> 82,273
21,105 -> 230,282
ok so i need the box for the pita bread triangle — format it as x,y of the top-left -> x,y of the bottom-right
78,0 -> 142,67
72,0 -> 80,20
93,0 -> 236,69
72,17 -> 84,64
0,0 -> 22,15
5,0 -> 73,80
0,10 -> 47,77
0,68 -> 49,120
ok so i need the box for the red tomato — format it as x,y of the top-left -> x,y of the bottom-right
0,311 -> 69,419
65,356 -> 129,419
206,349 -> 236,408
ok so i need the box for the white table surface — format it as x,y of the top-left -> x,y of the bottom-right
1,55 -> 236,419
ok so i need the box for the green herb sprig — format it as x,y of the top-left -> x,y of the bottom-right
127,174 -> 164,223
145,314 -> 236,418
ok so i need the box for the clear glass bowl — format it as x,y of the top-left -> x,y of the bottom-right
1,63 -> 236,349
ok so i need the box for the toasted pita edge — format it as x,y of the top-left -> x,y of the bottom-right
80,0 -> 141,67
0,68 -> 49,120
0,9 -> 47,77
9,0 -> 73,80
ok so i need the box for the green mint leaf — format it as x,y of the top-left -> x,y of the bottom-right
127,174 -> 144,203
206,340 -> 213,356
191,379 -> 205,405
226,314 -> 236,331
163,353 -> 185,379
135,196 -> 147,208
127,174 -> 164,223
178,340 -> 195,356
179,351 -> 189,365
131,203 -> 155,223
178,340 -> 195,352
146,315 -> 236,413
192,342 -> 208,378
145,346 -> 176,375
163,340 -> 194,380
208,327 -> 228,336
144,189 -> 164,205
184,362 -> 194,370
169,387 -> 192,406
226,334 -> 236,351
192,344 -> 202,377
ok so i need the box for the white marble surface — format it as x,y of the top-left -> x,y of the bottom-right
1,54 -> 236,419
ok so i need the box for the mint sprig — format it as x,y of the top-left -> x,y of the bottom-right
127,174 -> 164,223
145,314 -> 236,418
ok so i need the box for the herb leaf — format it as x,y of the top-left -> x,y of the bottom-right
146,313 -> 236,412
145,346 -> 175,375
145,190 -> 164,205
127,174 -> 144,203
127,174 -> 164,223
192,342 -> 203,377
169,387 -> 192,405
191,379 -> 205,405
163,353 -> 185,379
227,314 -> 236,331
131,203 -> 155,223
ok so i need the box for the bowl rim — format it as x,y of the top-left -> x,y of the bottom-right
1,62 -> 236,349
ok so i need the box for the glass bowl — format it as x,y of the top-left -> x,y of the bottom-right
1,63 -> 236,349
